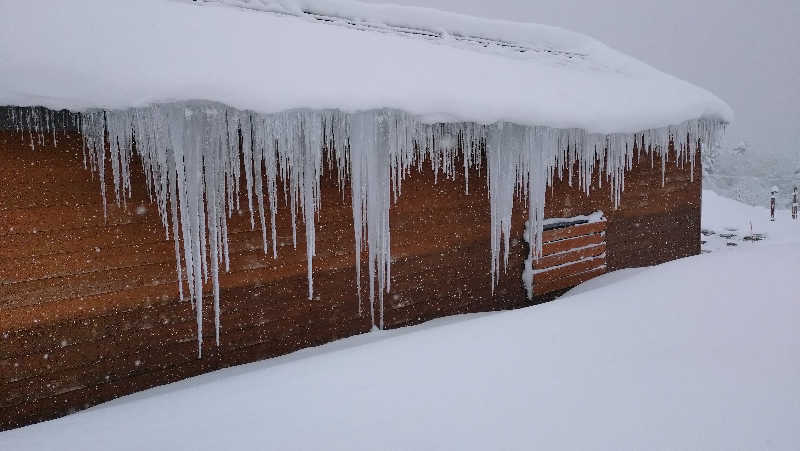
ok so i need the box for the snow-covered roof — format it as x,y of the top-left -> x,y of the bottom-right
191,0 -> 591,59
0,0 -> 732,134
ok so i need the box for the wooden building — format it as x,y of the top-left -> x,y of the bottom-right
0,0 -> 729,430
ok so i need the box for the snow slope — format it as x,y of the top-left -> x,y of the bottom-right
0,0 -> 731,133
2,191 -> 798,450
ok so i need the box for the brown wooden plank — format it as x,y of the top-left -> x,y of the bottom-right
0,170 -> 106,211
533,258 -> 606,285
542,220 -> 606,243
0,297 -> 188,360
0,239 -> 355,329
0,259 -> 179,311
0,229 -> 271,284
0,222 -> 168,260
0,204 -> 152,236
0,241 -> 175,284
533,266 -> 607,296
541,232 -> 604,256
0,233 -> 512,374
533,243 -> 606,270
0,200 -> 352,260
0,237 -> 499,384
0,316 -> 370,430
0,226 -> 335,311
1,296 -> 369,407
0,263 -> 364,373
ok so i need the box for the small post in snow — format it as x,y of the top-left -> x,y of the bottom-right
770,186 -> 779,222
792,186 -> 798,220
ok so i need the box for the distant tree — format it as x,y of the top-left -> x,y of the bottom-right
701,142 -> 721,177
794,154 -> 800,178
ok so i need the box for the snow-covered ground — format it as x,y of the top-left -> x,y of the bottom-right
700,189 -> 798,252
1,190 -> 798,450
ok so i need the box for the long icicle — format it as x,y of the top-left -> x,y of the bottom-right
10,102 -> 724,354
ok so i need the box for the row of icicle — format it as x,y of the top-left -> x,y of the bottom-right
2,104 -> 725,356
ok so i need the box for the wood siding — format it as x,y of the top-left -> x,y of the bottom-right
0,126 -> 701,430
533,221 -> 607,296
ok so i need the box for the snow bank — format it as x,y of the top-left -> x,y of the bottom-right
0,0 -> 731,133
2,219 -> 797,449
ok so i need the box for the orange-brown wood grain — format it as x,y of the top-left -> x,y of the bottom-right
0,124 -> 702,430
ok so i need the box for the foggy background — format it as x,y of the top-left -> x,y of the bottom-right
363,0 -> 800,205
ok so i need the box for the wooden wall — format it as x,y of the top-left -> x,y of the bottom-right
0,127 -> 701,430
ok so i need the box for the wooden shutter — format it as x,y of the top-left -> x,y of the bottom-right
532,216 -> 607,296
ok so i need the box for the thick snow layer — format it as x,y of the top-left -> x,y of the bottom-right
1,192 -> 798,450
0,0 -> 731,133
191,0 -> 603,54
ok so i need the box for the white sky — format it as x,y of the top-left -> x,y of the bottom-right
363,0 -> 800,160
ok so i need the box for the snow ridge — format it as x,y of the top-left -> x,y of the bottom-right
4,104 -> 725,354
188,0 -> 588,61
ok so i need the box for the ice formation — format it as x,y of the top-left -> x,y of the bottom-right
2,104 -> 725,355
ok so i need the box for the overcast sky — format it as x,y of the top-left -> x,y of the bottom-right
363,0 -> 799,160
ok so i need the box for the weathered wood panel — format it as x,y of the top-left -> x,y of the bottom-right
532,218 -> 607,296
0,125 -> 702,430
535,243 -> 606,269
533,267 -> 608,296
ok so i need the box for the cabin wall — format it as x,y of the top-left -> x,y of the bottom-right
545,150 -> 702,270
0,127 -> 701,430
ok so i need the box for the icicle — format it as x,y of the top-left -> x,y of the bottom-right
300,112 -> 322,300
486,122 -> 522,291
264,118 -> 279,260
242,115 -> 256,229
252,116 -> 269,256
350,113 -> 367,317
16,101 -> 723,353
